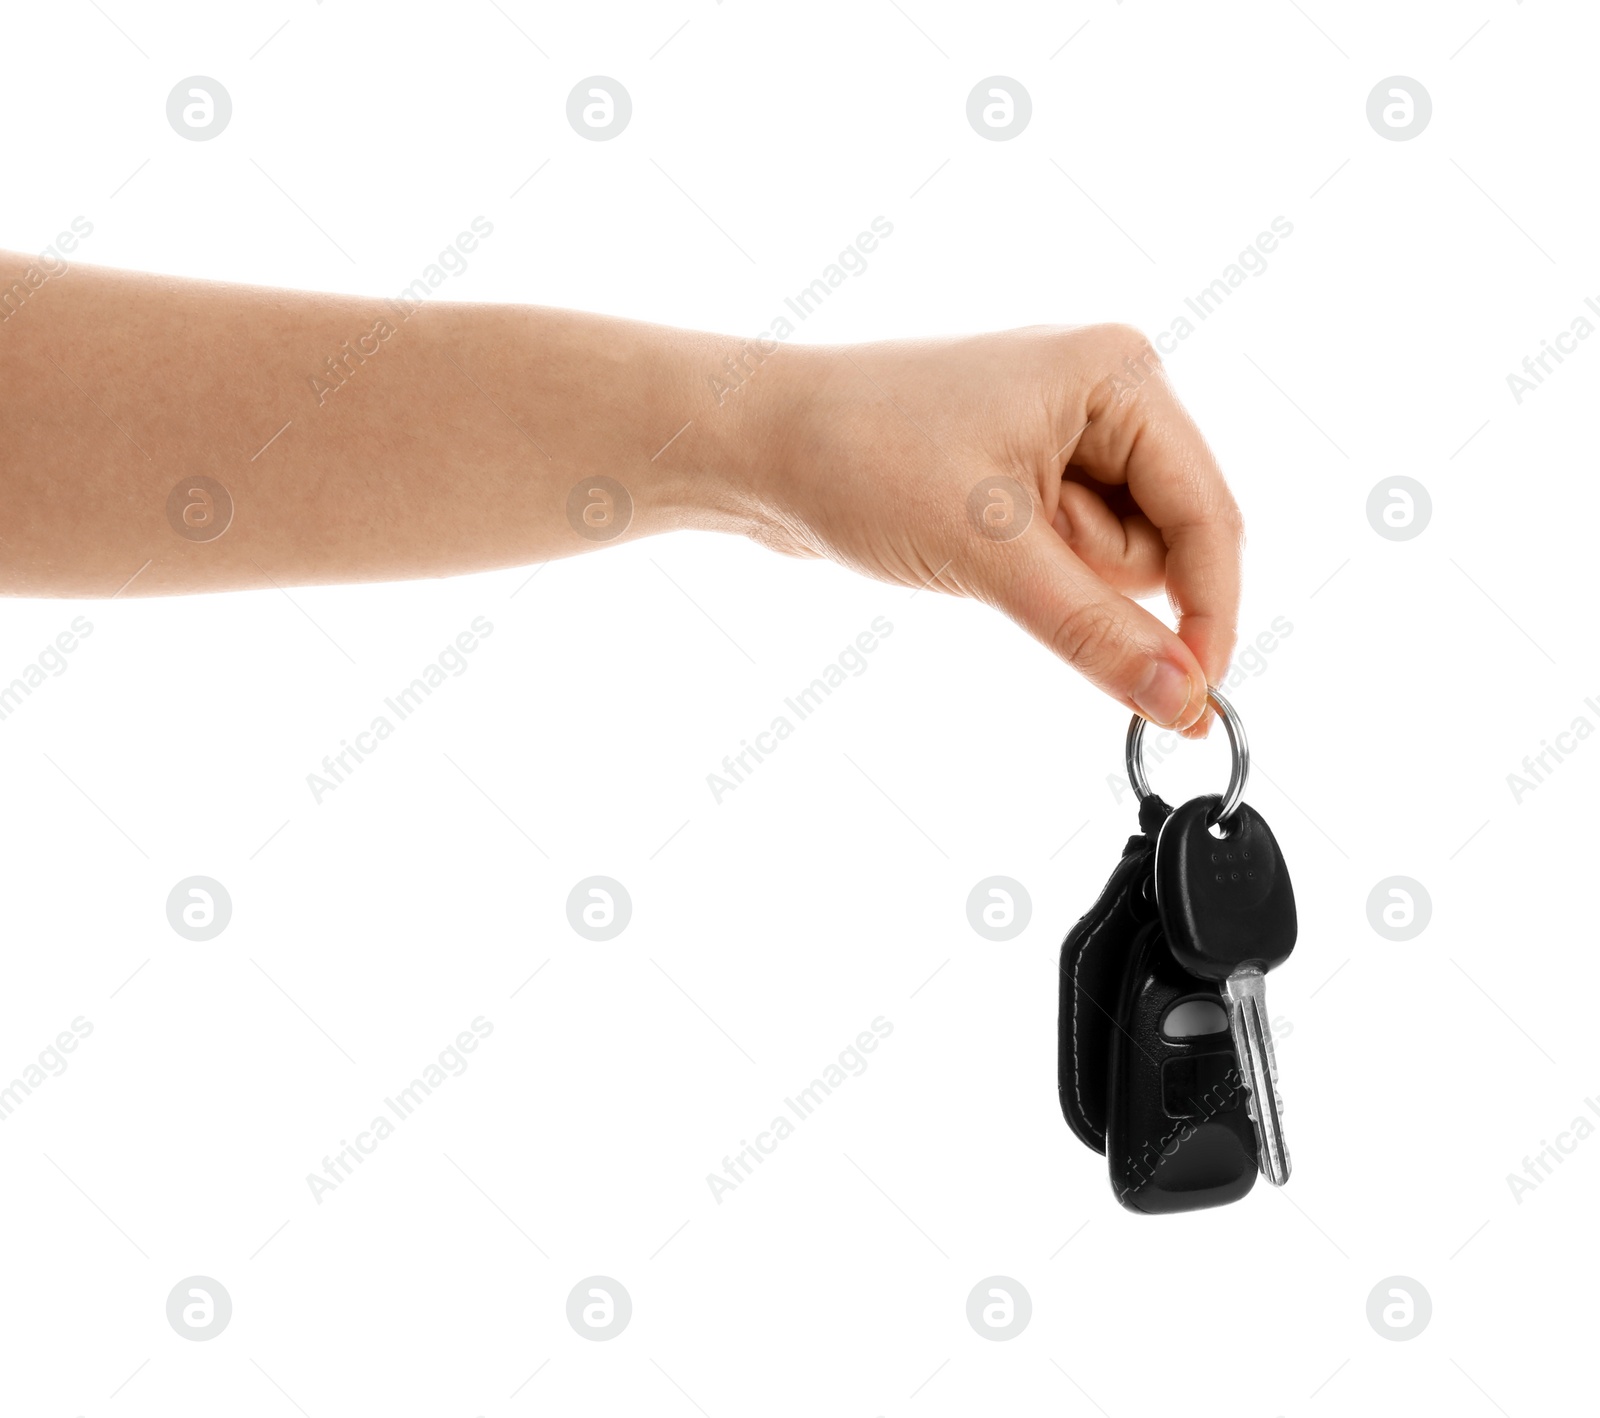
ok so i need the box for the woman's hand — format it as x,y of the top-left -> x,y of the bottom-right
728,325 -> 1243,736
0,247 -> 1238,729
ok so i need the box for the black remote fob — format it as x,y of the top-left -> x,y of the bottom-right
1105,919 -> 1258,1214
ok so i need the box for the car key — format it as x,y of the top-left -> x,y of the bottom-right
1154,791 -> 1297,1185
1061,684 -> 1296,1211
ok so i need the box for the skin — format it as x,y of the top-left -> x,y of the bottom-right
0,251 -> 1241,734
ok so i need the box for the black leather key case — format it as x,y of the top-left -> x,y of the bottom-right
1057,796 -> 1168,1153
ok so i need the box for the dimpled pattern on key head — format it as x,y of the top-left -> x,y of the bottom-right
1155,795 -> 1297,981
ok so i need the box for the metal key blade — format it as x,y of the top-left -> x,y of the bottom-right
1223,967 -> 1290,1186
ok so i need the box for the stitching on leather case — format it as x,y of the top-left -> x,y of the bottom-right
1069,875 -> 1133,1147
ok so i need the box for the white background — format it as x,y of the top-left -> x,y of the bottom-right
1,0 -> 1595,1414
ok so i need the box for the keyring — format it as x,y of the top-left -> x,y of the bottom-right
1124,685 -> 1249,826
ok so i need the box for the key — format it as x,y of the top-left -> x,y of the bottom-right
1154,793 -> 1297,1186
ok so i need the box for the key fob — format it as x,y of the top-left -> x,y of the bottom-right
1105,918 -> 1259,1214
1155,794 -> 1297,980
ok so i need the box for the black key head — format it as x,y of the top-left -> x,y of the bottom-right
1155,794 -> 1297,982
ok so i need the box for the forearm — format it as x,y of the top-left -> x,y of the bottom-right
0,252 -> 775,596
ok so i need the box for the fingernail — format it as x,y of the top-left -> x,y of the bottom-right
1132,659 -> 1198,729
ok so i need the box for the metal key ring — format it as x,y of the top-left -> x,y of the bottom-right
1124,685 -> 1249,826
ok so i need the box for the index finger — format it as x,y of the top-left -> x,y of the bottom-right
1067,337 -> 1244,696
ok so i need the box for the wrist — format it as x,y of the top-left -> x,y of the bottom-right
654,328 -> 834,544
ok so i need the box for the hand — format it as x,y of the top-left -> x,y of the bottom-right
735,325 -> 1243,736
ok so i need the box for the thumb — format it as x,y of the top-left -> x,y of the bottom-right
975,519 -> 1209,732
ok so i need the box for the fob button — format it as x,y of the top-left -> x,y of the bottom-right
1161,999 -> 1229,1039
1160,1052 -> 1243,1118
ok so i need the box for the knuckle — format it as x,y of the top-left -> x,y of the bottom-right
1049,598 -> 1128,676
1099,322 -> 1161,366
1079,324 -> 1163,409
1220,496 -> 1246,541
